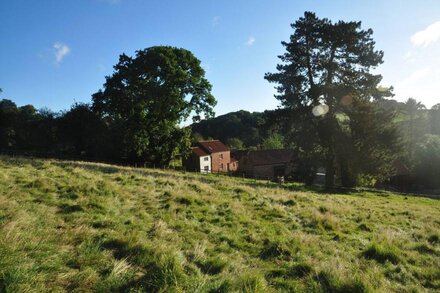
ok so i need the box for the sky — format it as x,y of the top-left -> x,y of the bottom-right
1,0 -> 440,117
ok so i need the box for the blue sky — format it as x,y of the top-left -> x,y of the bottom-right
1,0 -> 440,117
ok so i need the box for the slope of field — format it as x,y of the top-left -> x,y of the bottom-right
0,157 -> 439,292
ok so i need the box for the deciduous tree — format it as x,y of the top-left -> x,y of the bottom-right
92,46 -> 216,166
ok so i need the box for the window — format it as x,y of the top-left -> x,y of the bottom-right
204,157 -> 209,161
204,166 -> 209,171
220,154 -> 224,159
220,163 -> 224,169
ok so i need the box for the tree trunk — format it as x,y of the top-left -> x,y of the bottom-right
340,158 -> 356,187
323,112 -> 336,191
325,152 -> 335,191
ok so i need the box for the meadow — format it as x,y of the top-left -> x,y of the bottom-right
0,156 -> 439,292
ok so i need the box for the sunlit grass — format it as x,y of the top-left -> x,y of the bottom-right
0,156 -> 439,292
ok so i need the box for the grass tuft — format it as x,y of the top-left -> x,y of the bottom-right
195,256 -> 228,275
259,238 -> 294,260
363,242 -> 400,264
316,270 -> 370,293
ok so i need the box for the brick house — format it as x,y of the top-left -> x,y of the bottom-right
185,140 -> 238,173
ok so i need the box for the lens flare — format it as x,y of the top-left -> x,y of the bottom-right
341,95 -> 353,106
377,85 -> 389,92
312,104 -> 329,116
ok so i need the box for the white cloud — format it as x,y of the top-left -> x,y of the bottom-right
211,16 -> 220,27
246,36 -> 256,46
393,66 -> 440,108
411,21 -> 440,47
407,67 -> 430,82
389,23 -> 440,108
53,42 -> 70,64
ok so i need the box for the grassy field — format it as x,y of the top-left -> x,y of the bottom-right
0,156 -> 439,292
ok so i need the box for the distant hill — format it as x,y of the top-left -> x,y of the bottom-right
190,110 -> 266,147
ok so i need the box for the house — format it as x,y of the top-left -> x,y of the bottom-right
232,149 -> 294,179
185,140 -> 238,173
188,146 -> 212,173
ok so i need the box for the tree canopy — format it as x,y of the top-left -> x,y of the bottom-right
265,12 -> 394,189
92,46 -> 216,165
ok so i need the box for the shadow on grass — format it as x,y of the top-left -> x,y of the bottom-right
57,204 -> 83,214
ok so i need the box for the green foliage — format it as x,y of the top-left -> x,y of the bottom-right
261,133 -> 284,150
401,98 -> 428,168
190,110 -> 266,148
413,134 -> 440,188
0,99 -> 58,152
265,12 -> 392,189
339,99 -> 402,187
58,103 -> 109,158
92,46 -> 216,166
226,137 -> 244,150
191,132 -> 205,144
430,103 -> 440,135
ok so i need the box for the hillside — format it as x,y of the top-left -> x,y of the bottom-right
190,110 -> 266,148
0,157 -> 439,292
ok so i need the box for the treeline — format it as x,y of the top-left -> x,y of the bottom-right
0,101 -> 114,162
190,110 -> 284,150
384,99 -> 440,190
0,46 -> 216,166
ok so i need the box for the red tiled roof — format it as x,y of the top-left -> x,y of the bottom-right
192,147 -> 209,157
197,140 -> 230,154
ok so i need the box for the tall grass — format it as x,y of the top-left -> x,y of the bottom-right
0,156 -> 439,292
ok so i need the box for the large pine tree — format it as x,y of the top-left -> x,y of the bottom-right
265,12 -> 393,189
